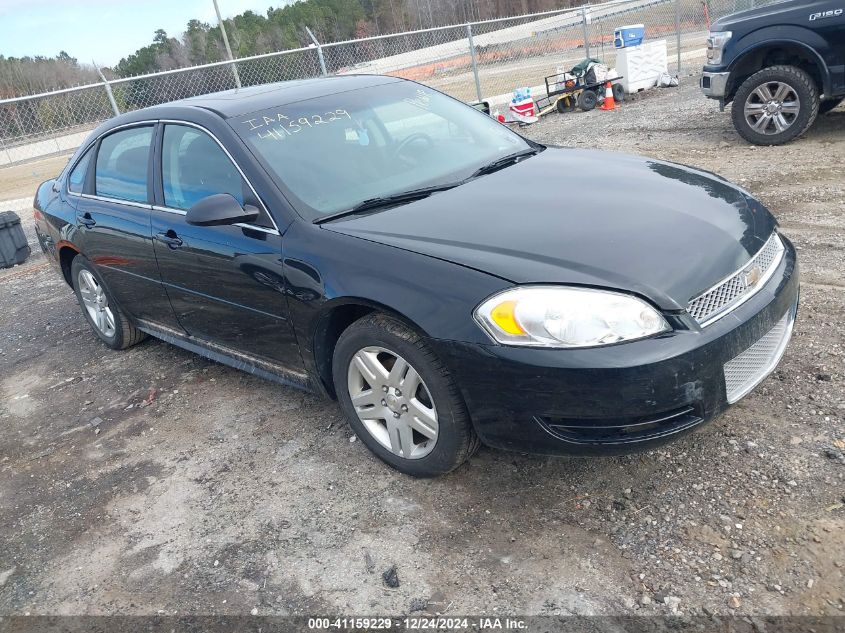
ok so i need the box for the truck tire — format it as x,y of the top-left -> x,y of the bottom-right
819,97 -> 843,115
731,65 -> 819,145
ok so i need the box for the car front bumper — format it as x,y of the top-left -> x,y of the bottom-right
430,238 -> 799,456
701,71 -> 730,99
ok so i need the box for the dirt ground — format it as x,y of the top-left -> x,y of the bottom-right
0,77 -> 843,618
0,155 -> 70,202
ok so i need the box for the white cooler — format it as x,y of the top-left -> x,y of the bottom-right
615,39 -> 668,93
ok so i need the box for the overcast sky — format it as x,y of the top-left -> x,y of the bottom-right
0,0 -> 283,66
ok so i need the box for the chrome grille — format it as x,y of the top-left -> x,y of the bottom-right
724,308 -> 795,404
688,233 -> 785,326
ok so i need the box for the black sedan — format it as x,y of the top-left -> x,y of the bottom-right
33,75 -> 799,477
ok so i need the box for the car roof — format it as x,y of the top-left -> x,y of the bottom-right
167,74 -> 403,119
80,74 -> 407,151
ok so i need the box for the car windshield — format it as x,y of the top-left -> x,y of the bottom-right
231,80 -> 532,220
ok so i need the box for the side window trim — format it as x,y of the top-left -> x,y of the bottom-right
150,204 -> 279,234
151,122 -> 165,206
82,138 -> 99,195
156,119 -> 279,234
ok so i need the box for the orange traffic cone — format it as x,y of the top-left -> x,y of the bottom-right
600,81 -> 616,111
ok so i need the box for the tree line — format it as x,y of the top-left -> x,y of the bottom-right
0,52 -> 103,99
117,0 -> 581,78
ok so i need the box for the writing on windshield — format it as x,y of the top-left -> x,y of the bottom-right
241,109 -> 352,141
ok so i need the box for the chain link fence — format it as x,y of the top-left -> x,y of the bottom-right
0,0 -> 777,171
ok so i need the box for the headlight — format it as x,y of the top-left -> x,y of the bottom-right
706,31 -> 732,65
474,286 -> 670,348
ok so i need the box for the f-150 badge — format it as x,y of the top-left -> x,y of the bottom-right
810,8 -> 843,20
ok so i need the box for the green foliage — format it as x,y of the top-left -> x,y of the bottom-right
113,0 -> 370,78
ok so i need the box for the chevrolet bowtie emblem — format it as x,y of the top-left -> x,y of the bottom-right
744,265 -> 763,288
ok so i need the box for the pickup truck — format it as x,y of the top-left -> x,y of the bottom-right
701,0 -> 845,145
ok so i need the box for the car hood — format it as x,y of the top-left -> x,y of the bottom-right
325,148 -> 775,311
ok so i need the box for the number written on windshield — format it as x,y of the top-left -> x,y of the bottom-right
242,110 -> 352,141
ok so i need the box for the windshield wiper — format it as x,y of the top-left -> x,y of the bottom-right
313,183 -> 460,224
468,147 -> 541,180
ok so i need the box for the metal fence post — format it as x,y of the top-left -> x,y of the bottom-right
675,0 -> 682,78
0,136 -> 12,167
305,27 -> 328,76
466,24 -> 483,103
581,5 -> 591,61
95,67 -> 120,117
213,0 -> 242,89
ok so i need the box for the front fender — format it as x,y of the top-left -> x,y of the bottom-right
726,27 -> 832,95
280,221 -> 512,389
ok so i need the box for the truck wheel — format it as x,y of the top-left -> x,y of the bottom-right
819,97 -> 843,115
731,65 -> 818,145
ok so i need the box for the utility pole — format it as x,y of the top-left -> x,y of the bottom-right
213,0 -> 242,89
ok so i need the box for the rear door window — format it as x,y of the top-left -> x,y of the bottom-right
95,126 -> 153,204
67,147 -> 92,194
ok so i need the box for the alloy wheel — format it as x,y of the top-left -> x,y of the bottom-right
78,269 -> 116,338
744,81 -> 800,135
347,346 -> 438,459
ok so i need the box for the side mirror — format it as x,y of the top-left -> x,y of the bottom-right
186,194 -> 260,227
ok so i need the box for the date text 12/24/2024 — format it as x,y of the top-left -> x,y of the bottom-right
307,617 -> 528,630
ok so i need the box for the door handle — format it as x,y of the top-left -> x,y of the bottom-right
156,230 -> 184,249
77,212 -> 96,228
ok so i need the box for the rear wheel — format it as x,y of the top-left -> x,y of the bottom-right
71,256 -> 146,350
731,65 -> 818,145
333,313 -> 479,477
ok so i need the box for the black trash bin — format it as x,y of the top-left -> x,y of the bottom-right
0,211 -> 31,269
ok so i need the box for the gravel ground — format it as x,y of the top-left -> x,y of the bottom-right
1,76 -> 843,618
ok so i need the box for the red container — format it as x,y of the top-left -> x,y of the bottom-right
509,98 -> 536,118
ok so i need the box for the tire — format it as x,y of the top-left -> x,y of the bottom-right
71,255 -> 146,350
332,313 -> 479,477
577,89 -> 598,111
819,97 -> 843,115
556,96 -> 575,113
612,83 -> 625,103
731,65 -> 819,146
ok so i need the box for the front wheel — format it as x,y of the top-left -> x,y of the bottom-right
333,313 -> 479,477
731,65 -> 818,145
